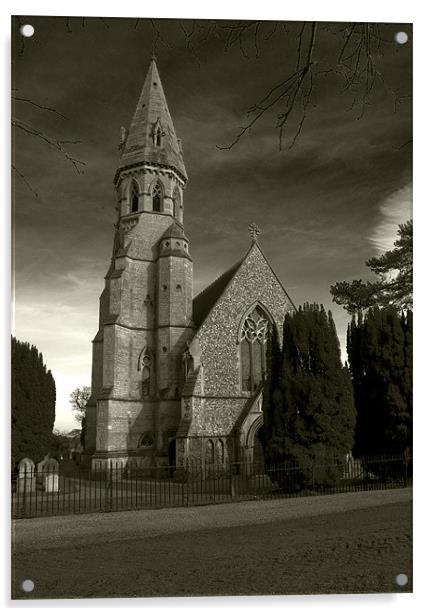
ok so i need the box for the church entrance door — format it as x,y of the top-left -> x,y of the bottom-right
253,425 -> 265,470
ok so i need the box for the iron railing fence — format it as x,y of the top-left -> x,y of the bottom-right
11,454 -> 411,519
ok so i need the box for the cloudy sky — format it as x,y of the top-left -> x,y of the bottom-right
12,17 -> 412,432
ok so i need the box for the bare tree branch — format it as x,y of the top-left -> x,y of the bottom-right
13,119 -> 86,174
12,164 -> 39,199
13,95 -> 67,119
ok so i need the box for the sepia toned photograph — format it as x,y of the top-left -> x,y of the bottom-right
11,15 -> 412,600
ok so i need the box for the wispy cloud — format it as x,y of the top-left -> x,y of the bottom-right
368,183 -> 412,254
12,18 -> 412,431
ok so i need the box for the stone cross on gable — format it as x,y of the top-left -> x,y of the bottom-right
248,223 -> 261,243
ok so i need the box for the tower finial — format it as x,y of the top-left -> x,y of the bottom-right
248,223 -> 261,243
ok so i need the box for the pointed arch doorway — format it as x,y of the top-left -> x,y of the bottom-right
253,425 -> 265,469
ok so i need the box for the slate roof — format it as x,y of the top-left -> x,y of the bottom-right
192,259 -> 243,328
116,59 -> 187,181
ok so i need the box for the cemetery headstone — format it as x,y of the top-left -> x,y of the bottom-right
17,458 -> 36,494
42,458 -> 60,493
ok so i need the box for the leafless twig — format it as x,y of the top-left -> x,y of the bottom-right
12,164 -> 39,199
13,95 -> 67,119
13,119 -> 86,174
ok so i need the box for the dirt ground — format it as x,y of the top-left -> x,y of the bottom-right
11,488 -> 412,599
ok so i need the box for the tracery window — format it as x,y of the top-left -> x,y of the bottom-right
152,183 -> 162,212
240,306 -> 269,392
130,181 -> 139,213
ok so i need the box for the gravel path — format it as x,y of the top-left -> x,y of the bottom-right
12,488 -> 412,599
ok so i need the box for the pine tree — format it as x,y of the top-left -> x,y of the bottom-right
330,219 -> 412,314
11,337 -> 56,469
265,304 -> 356,487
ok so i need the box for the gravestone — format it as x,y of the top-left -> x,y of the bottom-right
17,458 -> 36,494
41,458 -> 60,493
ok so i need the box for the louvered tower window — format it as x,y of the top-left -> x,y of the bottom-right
152,183 -> 162,212
131,181 -> 139,213
155,127 -> 162,146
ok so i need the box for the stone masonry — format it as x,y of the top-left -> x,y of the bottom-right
84,59 -> 296,470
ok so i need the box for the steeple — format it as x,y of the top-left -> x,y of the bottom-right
116,58 -> 187,183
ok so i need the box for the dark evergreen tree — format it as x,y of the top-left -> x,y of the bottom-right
11,337 -> 56,469
262,324 -> 282,451
347,307 -> 412,457
265,304 -> 356,487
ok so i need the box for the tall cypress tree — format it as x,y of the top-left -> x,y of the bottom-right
265,303 -> 356,486
262,324 -> 282,451
348,307 -> 412,456
11,337 -> 56,469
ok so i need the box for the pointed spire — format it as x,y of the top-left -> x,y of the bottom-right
117,59 -> 187,181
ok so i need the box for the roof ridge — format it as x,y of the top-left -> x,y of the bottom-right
192,255 -> 246,328
193,257 -> 244,303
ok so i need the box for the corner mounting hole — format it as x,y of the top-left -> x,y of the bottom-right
395,31 -> 408,45
20,24 -> 34,38
395,573 -> 408,586
21,579 -> 34,592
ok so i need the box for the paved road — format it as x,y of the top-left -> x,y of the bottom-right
12,488 -> 412,599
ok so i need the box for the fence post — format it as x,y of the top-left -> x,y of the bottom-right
182,462 -> 189,506
106,461 -> 113,511
21,468 -> 27,518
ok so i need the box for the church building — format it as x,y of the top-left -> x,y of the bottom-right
83,58 -> 296,470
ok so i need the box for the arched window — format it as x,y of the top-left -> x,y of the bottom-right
240,306 -> 269,392
155,127 -> 162,147
152,183 -> 162,212
205,439 -> 215,464
216,439 -> 224,465
130,181 -> 139,213
139,350 -> 152,397
153,120 -> 163,147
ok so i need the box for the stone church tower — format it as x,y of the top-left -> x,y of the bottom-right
84,58 -> 296,471
84,58 -> 194,468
